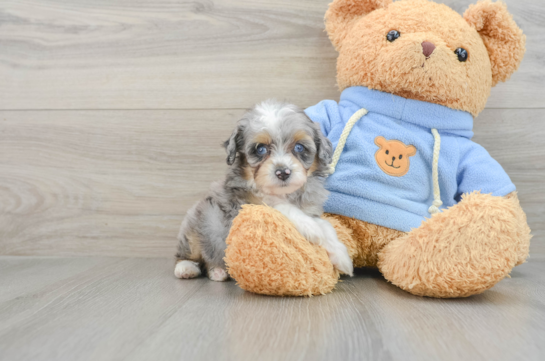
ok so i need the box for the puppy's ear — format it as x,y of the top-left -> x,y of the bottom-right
223,124 -> 244,166
464,0 -> 525,86
312,122 -> 333,166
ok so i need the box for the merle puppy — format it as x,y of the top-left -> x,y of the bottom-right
175,100 -> 353,281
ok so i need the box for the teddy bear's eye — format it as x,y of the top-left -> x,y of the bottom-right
454,47 -> 468,62
387,30 -> 400,42
399,154 -> 403,160
385,150 -> 389,155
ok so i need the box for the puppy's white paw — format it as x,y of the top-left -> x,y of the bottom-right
208,267 -> 229,282
273,203 -> 324,245
313,217 -> 354,276
174,260 -> 201,279
296,219 -> 325,245
327,245 -> 354,276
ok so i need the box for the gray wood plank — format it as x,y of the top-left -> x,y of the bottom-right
1,108 -> 543,257
472,109 -> 545,255
0,257 -> 108,303
0,257 -> 207,361
0,256 -> 543,361
0,0 -> 543,110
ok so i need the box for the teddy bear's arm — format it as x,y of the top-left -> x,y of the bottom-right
455,137 -> 515,201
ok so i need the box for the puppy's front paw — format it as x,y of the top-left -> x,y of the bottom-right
327,245 -> 354,276
296,220 -> 324,245
273,204 -> 324,245
174,260 -> 202,279
314,218 -> 354,276
208,267 -> 229,282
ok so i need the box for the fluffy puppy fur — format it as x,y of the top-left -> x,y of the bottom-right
175,100 -> 353,281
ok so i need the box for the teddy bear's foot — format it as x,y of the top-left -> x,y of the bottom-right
225,205 -> 339,296
378,192 -> 531,298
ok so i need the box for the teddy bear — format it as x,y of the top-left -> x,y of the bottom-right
224,0 -> 532,298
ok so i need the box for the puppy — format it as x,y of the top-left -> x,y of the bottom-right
175,100 -> 353,281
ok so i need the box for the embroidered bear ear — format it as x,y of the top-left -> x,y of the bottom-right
405,144 -> 417,157
464,0 -> 526,86
374,135 -> 387,148
326,0 -> 392,51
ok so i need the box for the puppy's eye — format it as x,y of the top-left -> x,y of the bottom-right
387,30 -> 400,42
256,144 -> 268,155
294,143 -> 305,153
399,154 -> 403,159
385,150 -> 389,155
454,47 -> 468,62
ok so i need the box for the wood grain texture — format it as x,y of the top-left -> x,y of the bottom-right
472,109 -> 545,255
0,109 -> 238,256
1,108 -> 544,257
0,256 -> 544,361
0,0 -> 544,110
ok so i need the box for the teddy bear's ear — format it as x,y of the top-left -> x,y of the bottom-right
326,0 -> 392,50
406,145 -> 417,157
463,0 -> 526,86
374,136 -> 387,147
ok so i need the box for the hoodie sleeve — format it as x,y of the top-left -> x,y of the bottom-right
304,100 -> 342,137
455,138 -> 516,201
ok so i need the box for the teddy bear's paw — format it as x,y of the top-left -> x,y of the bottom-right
378,192 -> 525,298
225,205 -> 339,296
505,192 -> 532,266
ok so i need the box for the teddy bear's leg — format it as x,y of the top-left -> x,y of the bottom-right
324,213 -> 405,268
225,205 -> 341,296
378,192 -> 532,298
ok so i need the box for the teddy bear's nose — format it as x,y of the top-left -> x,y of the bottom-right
421,41 -> 436,58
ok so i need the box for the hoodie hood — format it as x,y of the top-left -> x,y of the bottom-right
340,86 -> 474,139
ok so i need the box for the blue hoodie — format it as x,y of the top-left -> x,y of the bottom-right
305,86 -> 515,233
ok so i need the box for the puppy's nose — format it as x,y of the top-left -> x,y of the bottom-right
275,168 -> 291,181
421,41 -> 436,58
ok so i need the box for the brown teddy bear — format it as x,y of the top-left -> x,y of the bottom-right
224,0 -> 532,298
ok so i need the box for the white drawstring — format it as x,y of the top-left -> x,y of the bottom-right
329,108 -> 368,174
428,128 -> 443,215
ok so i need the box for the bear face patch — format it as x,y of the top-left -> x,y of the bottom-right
374,136 -> 417,177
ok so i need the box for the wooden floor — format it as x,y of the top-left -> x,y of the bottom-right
1,0 -> 544,360
0,256 -> 544,361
